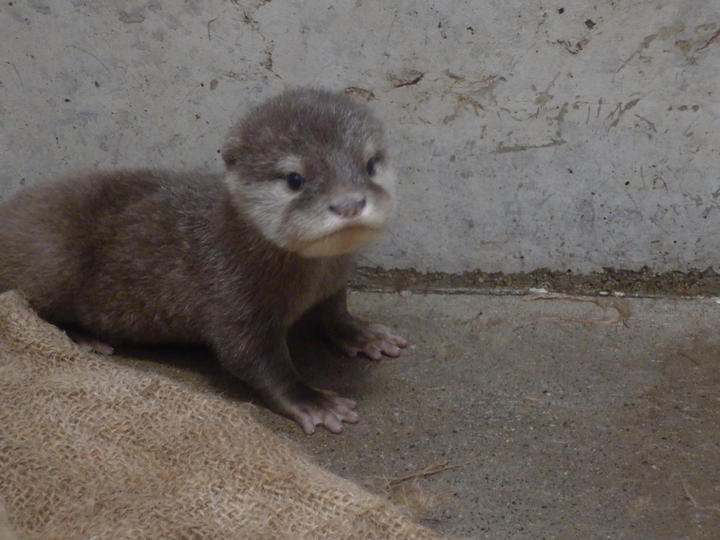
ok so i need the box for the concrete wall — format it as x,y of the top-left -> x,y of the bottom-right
2,0 -> 719,274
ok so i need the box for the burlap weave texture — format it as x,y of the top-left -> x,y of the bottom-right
0,291 -> 436,539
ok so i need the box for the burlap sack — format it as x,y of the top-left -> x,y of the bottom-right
0,291 -> 436,539
0,500 -> 19,540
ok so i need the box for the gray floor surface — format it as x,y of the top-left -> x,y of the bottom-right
118,291 -> 720,539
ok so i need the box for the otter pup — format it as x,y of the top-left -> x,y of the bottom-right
0,88 -> 407,434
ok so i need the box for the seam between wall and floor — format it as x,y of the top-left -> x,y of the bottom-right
351,266 -> 720,300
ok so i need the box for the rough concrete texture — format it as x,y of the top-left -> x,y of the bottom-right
2,1 -> 720,274
116,291 -> 720,539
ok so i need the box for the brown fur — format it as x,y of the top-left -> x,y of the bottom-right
0,88 -> 406,434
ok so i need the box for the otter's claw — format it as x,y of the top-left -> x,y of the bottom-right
281,387 -> 358,434
333,322 -> 408,361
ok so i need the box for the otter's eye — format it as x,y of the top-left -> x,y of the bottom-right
286,172 -> 305,191
366,158 -> 377,176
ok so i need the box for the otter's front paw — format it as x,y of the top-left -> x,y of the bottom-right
276,384 -> 358,435
329,320 -> 408,361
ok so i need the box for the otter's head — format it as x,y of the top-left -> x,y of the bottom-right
222,88 -> 396,257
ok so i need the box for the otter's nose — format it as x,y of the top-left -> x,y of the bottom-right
329,197 -> 366,219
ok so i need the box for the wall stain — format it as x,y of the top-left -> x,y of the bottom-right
695,23 -> 717,33
617,22 -> 718,74
344,87 -> 376,102
633,114 -> 657,139
261,42 -> 275,73
675,40 -> 692,54
494,138 -> 566,154
206,17 -> 217,40
615,34 -> 656,76
553,102 -> 569,138
535,94 -> 552,106
441,70 -> 507,123
696,29 -> 720,51
389,70 -> 424,88
531,72 -> 560,118
657,23 -> 685,38
607,98 -> 641,129
553,37 -> 589,55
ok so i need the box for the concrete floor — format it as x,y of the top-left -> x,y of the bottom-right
118,291 -> 720,539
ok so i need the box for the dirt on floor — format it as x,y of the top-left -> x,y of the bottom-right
353,266 -> 720,297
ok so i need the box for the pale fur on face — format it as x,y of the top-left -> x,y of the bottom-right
276,155 -> 304,175
363,140 -> 397,209
224,158 -> 396,258
368,160 -> 397,209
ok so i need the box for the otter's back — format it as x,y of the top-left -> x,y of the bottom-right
0,170 -> 218,321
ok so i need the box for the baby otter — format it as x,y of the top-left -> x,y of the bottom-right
0,88 -> 407,434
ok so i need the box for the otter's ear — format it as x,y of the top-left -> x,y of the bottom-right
221,134 -> 242,168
